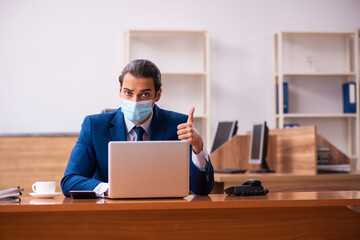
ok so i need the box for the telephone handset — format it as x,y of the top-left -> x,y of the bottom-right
224,179 -> 269,196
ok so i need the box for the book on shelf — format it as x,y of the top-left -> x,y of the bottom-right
0,186 -> 24,203
317,152 -> 332,159
317,159 -> 331,165
317,145 -> 332,164
276,82 -> 288,114
284,123 -> 299,128
342,82 -> 356,113
317,164 -> 350,174
317,145 -> 331,152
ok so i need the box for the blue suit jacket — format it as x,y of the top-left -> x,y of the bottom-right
61,105 -> 214,197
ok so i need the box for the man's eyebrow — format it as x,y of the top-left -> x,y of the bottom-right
140,89 -> 152,92
123,87 -> 133,91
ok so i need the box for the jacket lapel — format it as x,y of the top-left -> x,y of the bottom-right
110,109 -> 127,141
149,105 -> 166,140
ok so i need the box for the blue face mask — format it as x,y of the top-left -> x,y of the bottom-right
121,98 -> 154,123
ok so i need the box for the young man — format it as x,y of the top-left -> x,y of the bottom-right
61,59 -> 214,197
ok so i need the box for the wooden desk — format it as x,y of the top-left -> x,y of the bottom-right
212,171 -> 360,194
1,191 -> 360,239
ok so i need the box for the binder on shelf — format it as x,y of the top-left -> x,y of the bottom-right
276,82 -> 288,114
342,82 -> 356,113
284,123 -> 299,128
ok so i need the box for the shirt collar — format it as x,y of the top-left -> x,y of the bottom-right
123,113 -> 153,136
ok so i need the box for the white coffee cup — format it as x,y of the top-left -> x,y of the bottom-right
32,181 -> 56,193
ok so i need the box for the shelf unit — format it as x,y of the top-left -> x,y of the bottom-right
273,31 -> 359,169
124,29 -> 211,147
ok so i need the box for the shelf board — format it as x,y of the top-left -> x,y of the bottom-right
162,72 -> 206,77
127,29 -> 207,35
278,31 -> 356,37
276,113 -> 358,118
275,72 -> 357,77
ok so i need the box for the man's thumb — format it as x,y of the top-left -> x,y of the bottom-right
187,107 -> 195,123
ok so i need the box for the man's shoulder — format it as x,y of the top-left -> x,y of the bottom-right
157,107 -> 187,122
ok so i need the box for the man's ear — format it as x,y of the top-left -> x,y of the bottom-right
119,84 -> 122,97
155,88 -> 162,102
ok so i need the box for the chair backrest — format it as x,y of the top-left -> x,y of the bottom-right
101,108 -> 117,113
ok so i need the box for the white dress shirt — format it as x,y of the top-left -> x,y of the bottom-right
93,113 -> 209,197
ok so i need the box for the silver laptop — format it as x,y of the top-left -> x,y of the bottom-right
108,141 -> 190,198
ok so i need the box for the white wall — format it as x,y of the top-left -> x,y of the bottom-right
1,0 -> 360,140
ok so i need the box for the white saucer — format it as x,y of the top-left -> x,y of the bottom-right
29,192 -> 62,198
29,199 -> 59,205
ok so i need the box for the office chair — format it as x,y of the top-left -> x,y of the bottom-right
101,109 -> 117,113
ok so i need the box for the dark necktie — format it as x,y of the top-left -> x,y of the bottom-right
134,126 -> 145,141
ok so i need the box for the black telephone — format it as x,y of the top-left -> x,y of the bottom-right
224,179 -> 269,196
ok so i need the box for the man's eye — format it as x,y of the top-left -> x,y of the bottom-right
142,93 -> 149,97
124,91 -> 132,96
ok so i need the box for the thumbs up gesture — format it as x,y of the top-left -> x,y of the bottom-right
177,107 -> 203,154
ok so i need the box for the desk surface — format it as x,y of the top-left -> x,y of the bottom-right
2,192 -> 360,240
1,191 -> 360,213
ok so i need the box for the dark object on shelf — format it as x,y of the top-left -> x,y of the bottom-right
214,168 -> 247,174
225,179 -> 269,196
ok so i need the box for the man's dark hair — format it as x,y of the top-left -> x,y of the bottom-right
119,59 -> 162,93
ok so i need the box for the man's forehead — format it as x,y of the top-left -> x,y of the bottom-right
122,73 -> 155,91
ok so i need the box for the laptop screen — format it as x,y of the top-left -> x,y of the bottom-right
108,141 -> 189,198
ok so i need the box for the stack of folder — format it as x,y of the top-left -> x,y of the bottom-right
317,164 -> 350,174
0,186 -> 24,203
317,145 -> 332,165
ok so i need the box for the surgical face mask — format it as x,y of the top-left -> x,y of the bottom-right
121,98 -> 155,123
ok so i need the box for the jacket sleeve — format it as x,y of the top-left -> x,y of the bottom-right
61,116 -> 102,197
189,146 -> 214,195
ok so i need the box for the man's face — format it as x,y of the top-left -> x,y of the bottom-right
120,73 -> 161,102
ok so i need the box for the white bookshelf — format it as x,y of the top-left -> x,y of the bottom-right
273,31 -> 359,169
124,29 -> 211,147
